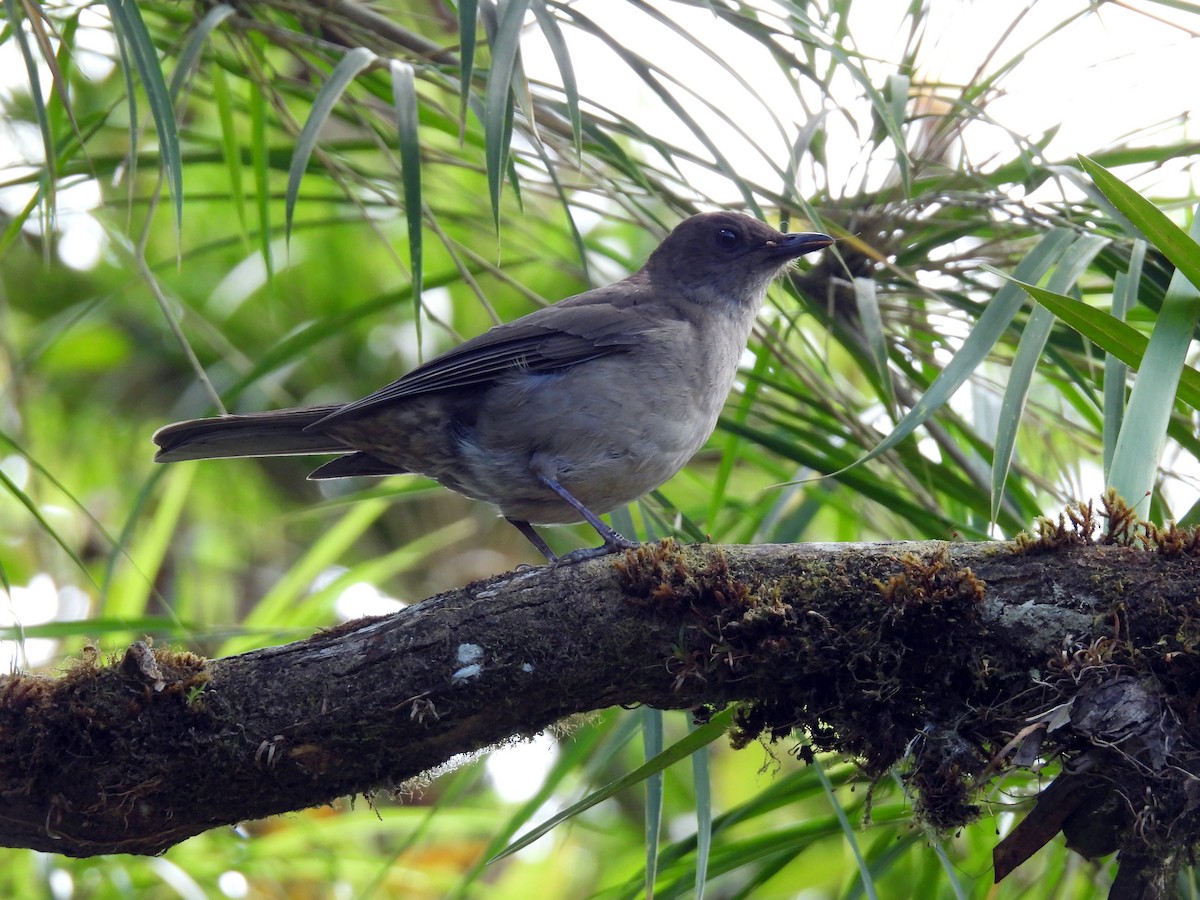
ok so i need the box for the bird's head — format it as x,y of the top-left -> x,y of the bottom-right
645,211 -> 832,308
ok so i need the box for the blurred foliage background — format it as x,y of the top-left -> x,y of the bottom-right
1,0 -> 1199,896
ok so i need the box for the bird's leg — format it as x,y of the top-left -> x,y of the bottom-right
505,517 -> 559,563
538,475 -> 640,565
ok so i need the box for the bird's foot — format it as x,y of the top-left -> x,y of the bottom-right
553,530 -> 640,567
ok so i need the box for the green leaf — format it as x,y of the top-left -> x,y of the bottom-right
1109,206 -> 1200,513
106,0 -> 183,235
817,759 -> 878,900
1009,279 -> 1200,412
491,707 -> 735,862
1078,159 -> 1200,510
0,617 -> 192,641
391,61 -> 424,347
38,4 -> 85,171
1081,156 -> 1200,291
110,11 -> 140,194
721,416 -> 987,538
168,3 -> 235,102
559,5 -> 760,215
3,0 -> 56,233
612,763 -> 864,899
219,497 -> 391,656
285,46 -> 377,243
855,228 -> 1076,468
783,6 -> 911,192
0,183 -> 43,257
218,268 -> 500,405
644,708 -> 665,899
278,519 -> 474,629
690,719 -> 713,900
883,72 -> 910,190
210,64 -> 247,242
100,465 -> 194,620
853,276 -> 894,411
1105,241 -> 1145,474
483,0 -> 530,226
0,466 -> 98,592
457,0 -> 479,131
530,0 -> 582,160
249,73 -> 273,291
990,234 -> 1108,524
448,712 -> 632,896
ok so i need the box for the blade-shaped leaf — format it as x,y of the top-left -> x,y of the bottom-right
644,708 -> 664,899
448,712 -> 634,896
816,759 -> 878,900
106,0 -> 183,235
100,464 -> 194,620
391,61 -> 424,345
1104,241 -> 1145,474
285,46 -> 377,243
210,64 -> 247,241
168,3 -> 234,101
690,720 -> 713,900
855,228 -> 1076,468
1108,205 -> 1200,513
853,276 -> 894,411
491,707 -> 735,862
457,0 -> 479,132
0,466 -> 98,591
559,5 -> 760,215
1081,156 -> 1200,292
249,75 -> 273,291
4,0 -> 56,234
483,0 -> 530,226
219,497 -> 390,656
0,617 -> 193,641
530,0 -> 581,159
990,233 -> 1108,523
1009,278 -> 1200,411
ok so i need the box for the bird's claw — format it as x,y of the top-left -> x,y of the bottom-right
553,531 -> 640,567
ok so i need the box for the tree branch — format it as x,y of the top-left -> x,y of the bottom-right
2,534 -> 1198,895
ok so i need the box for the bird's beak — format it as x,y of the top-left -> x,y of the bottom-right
768,232 -> 834,258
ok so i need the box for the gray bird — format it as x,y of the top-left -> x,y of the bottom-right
154,211 -> 832,564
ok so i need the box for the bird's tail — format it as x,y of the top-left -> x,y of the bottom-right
153,405 -> 348,462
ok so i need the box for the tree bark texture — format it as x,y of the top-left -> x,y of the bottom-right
2,528 -> 1198,896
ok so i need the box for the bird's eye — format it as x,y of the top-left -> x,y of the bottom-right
714,228 -> 739,250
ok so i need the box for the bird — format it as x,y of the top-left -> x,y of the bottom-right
154,211 -> 833,565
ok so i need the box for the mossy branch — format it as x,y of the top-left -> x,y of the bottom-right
2,513 -> 1199,897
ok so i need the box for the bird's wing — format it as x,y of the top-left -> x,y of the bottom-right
313,285 -> 666,426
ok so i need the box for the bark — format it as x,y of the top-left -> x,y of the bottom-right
2,531 -> 1199,896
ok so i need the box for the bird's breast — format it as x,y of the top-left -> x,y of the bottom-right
456,318 -> 748,523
